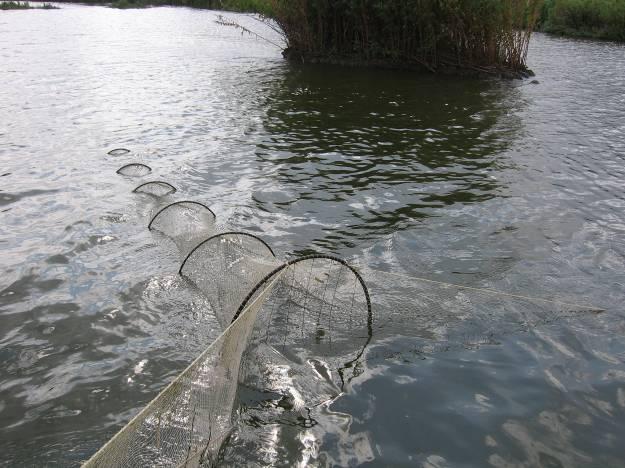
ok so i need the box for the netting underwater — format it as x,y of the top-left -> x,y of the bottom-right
84,155 -> 603,467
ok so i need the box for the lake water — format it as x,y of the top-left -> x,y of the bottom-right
1,4 -> 625,467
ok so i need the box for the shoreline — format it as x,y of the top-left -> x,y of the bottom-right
282,49 -> 536,80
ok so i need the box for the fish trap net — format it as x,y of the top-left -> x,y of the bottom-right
87,158 -> 601,466
84,255 -> 371,468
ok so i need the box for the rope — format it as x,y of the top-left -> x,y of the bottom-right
362,267 -> 605,313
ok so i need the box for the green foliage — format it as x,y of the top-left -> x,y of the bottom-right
232,0 -> 543,75
1,1 -> 30,8
0,1 -> 58,8
541,0 -> 625,41
111,0 -> 132,8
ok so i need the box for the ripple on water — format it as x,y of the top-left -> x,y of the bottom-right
0,8 -> 624,467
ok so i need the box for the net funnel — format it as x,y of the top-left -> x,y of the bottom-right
133,181 -> 177,197
148,201 -> 217,256
238,256 -> 372,408
108,148 -> 131,156
179,232 -> 280,328
117,163 -> 152,177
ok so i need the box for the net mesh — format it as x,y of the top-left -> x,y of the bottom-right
180,232 -> 281,328
240,257 -> 372,408
84,271 -> 282,468
117,163 -> 152,177
134,181 -> 177,197
149,202 -> 217,256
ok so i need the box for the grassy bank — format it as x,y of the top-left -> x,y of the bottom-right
540,0 -> 625,41
230,0 -> 542,77
1,1 -> 57,8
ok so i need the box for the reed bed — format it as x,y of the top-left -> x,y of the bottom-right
238,0 -> 543,77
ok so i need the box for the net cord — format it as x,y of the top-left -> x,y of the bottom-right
108,148 -> 130,155
116,163 -> 152,175
148,201 -> 217,230
132,181 -> 178,194
232,254 -> 372,324
179,232 -> 277,274
364,268 -> 604,313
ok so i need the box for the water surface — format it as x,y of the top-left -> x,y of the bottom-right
1,5 -> 624,466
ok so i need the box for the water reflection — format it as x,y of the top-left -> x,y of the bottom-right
255,65 -> 523,253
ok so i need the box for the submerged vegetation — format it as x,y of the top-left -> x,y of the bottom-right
540,0 -> 625,41
0,1 -> 57,8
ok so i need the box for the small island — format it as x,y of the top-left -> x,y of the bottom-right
218,0 -> 543,79
98,0 -> 624,74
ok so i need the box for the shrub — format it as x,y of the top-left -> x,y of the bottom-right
541,0 -> 625,41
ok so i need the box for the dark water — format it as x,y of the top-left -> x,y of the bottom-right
1,4 -> 625,466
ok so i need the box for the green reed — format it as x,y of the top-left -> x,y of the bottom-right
234,0 -> 543,76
